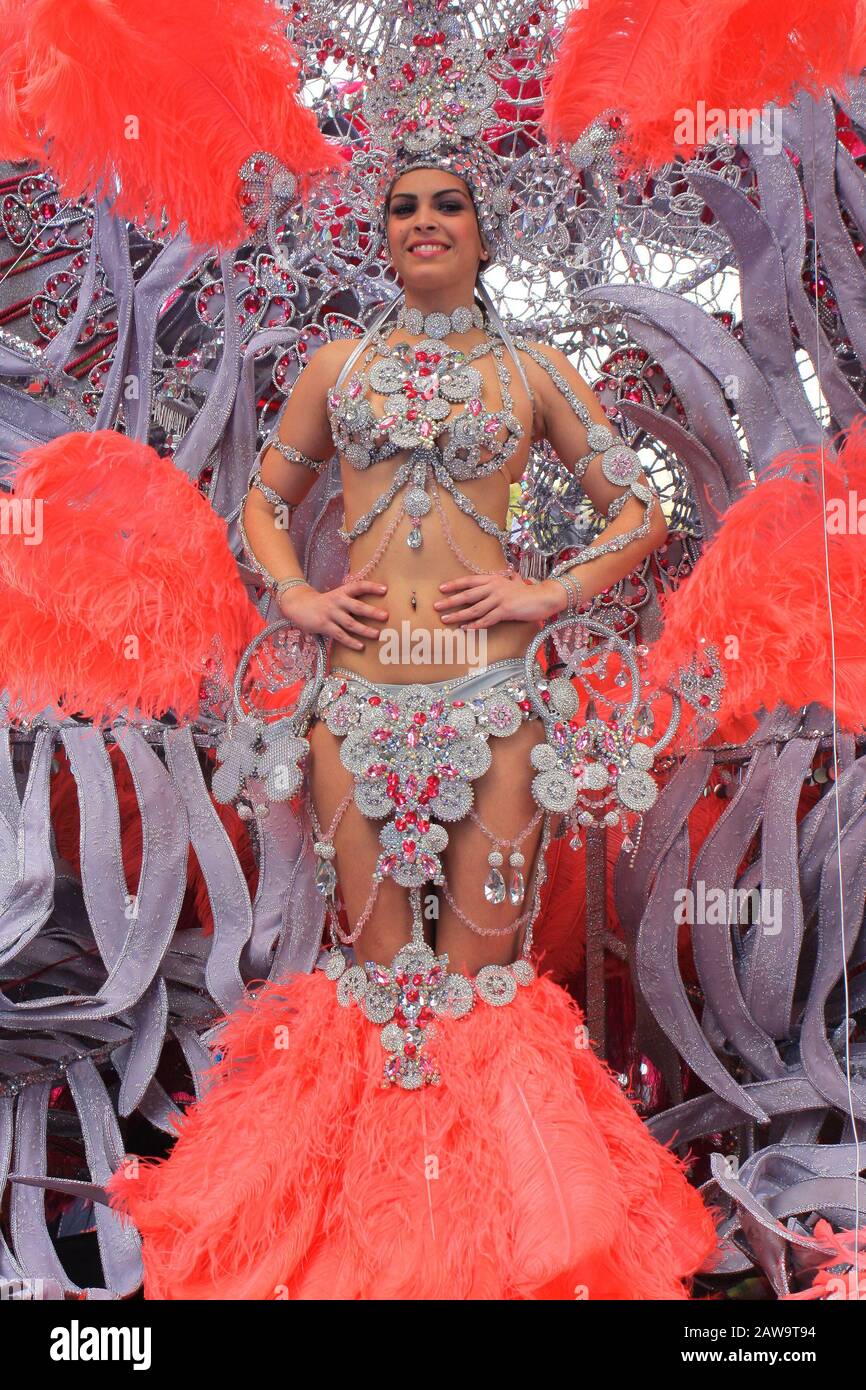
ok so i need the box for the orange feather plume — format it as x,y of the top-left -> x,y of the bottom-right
0,429 -> 264,727
0,0 -> 344,250
542,0 -> 866,177
645,416 -> 866,739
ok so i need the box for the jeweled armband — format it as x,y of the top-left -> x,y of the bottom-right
259,430 -> 327,475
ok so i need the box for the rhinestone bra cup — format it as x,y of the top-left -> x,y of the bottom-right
326,334 -> 523,478
326,330 -> 526,550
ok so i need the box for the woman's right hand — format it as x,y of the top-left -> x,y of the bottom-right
277,579 -> 389,651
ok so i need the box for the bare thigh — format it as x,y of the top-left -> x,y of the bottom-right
434,717 -> 549,975
306,717 -> 434,966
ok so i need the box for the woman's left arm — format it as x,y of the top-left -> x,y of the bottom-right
434,340 -> 667,629
529,340 -> 668,613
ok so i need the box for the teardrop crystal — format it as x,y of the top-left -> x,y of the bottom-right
315,859 -> 337,897
483,867 -> 506,904
509,868 -> 525,904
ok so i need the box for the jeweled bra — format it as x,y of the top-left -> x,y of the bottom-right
325,310 -> 537,553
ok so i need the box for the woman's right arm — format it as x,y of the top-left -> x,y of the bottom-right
240,342 -> 389,650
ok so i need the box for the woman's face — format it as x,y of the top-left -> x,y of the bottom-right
386,167 -> 488,291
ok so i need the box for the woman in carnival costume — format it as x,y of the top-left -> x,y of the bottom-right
105,11 -> 725,1300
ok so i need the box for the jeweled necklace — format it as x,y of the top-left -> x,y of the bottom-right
395,302 -> 485,339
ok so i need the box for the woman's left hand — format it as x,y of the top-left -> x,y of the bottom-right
433,572 -> 565,628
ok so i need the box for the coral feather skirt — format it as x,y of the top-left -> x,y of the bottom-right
105,967 -> 721,1300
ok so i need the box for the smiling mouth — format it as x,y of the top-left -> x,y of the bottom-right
409,244 -> 450,257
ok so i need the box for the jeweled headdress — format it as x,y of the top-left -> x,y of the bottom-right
239,1 -> 601,280
358,5 -> 514,265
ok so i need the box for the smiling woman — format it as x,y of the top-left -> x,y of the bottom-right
104,19 -> 722,1302
385,167 -> 492,297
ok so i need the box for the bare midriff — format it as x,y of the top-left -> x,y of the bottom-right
328,331 -> 541,684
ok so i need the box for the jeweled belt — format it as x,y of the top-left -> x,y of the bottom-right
325,937 -> 536,1091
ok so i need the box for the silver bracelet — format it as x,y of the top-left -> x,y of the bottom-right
549,575 -> 574,616
273,575 -> 311,600
562,572 -> 583,613
549,573 -> 583,617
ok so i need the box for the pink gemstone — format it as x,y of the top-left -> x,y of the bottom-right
430,698 -> 445,718
406,727 -> 419,747
468,399 -> 482,415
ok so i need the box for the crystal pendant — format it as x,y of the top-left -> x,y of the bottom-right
483,867 -> 506,904
568,832 -> 582,850
636,703 -> 655,737
407,525 -> 423,549
509,868 -> 525,904
315,858 -> 337,896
